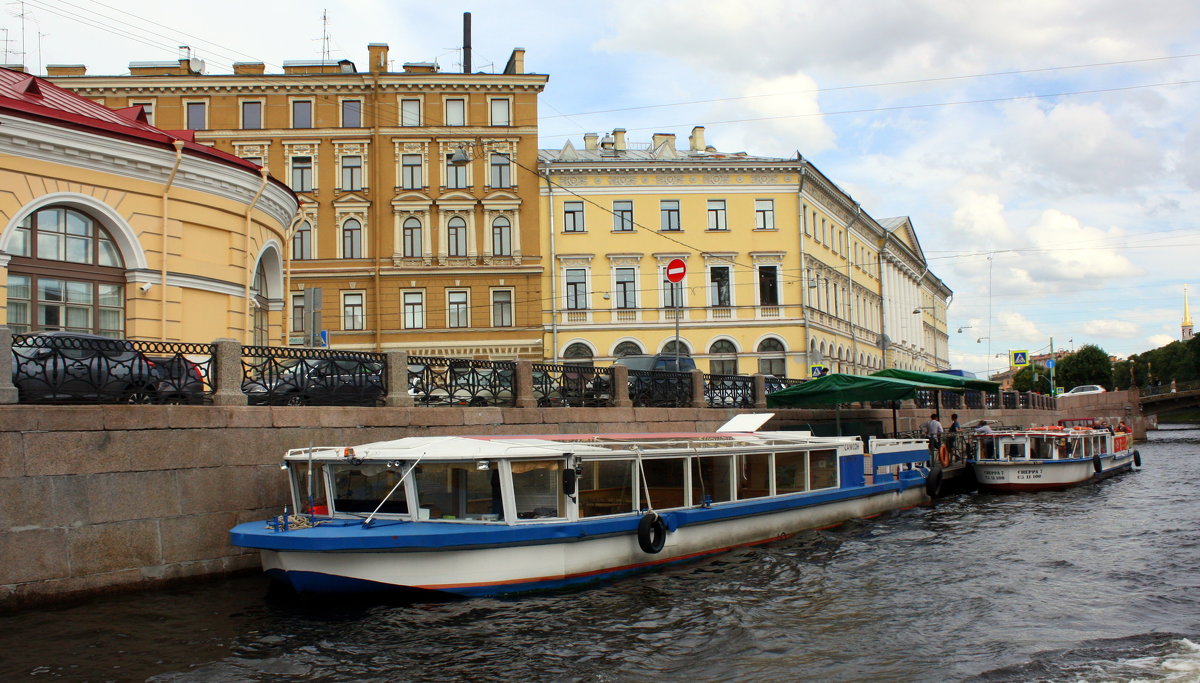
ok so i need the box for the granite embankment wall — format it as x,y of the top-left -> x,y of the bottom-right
0,393 -> 1144,611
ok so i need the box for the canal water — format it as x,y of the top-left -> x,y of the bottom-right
3,426 -> 1199,682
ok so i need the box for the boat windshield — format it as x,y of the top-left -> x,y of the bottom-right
331,463 -> 410,514
415,462 -> 502,521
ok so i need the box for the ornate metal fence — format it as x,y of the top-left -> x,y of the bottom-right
531,363 -> 612,407
407,356 -> 516,407
704,373 -> 755,408
241,346 -> 386,406
627,368 -> 691,407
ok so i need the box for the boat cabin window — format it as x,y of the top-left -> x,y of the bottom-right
1003,442 -> 1025,460
331,463 -> 410,514
737,453 -> 771,500
809,449 -> 838,490
775,451 -> 808,494
512,460 -> 563,519
414,462 -> 501,521
1033,437 -> 1055,460
692,455 -> 733,504
641,458 -> 686,509
579,459 -> 635,518
291,461 -> 329,515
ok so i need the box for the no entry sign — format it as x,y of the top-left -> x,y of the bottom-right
666,258 -> 687,283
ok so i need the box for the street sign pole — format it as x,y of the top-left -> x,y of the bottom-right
666,258 -> 687,368
1049,336 -> 1055,396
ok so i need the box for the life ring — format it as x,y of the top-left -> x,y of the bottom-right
938,443 -> 951,468
925,466 -> 944,498
1133,450 -> 1142,467
637,512 -> 667,554
1092,453 -> 1103,473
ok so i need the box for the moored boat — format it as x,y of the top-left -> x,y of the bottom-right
968,423 -> 1141,492
230,415 -> 933,597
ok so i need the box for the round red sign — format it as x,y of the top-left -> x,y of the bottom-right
666,258 -> 687,283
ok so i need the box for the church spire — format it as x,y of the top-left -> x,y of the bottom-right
1184,285 -> 1194,341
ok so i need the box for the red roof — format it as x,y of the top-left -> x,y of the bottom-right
0,68 -> 288,194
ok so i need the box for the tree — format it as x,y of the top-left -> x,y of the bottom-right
1057,344 -> 1113,390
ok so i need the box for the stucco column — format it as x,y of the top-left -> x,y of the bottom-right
690,368 -> 708,408
0,327 -> 17,404
514,359 -> 536,409
211,338 -> 247,406
384,350 -> 414,407
612,364 -> 632,408
753,373 -> 768,409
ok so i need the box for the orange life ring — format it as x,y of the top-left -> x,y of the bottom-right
938,443 -> 951,467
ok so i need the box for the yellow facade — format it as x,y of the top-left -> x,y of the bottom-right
51,46 -> 548,357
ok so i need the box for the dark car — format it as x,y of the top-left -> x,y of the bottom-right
148,355 -> 209,404
242,356 -> 385,406
589,353 -> 696,406
11,331 -> 159,403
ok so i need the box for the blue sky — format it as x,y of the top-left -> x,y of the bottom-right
11,0 -> 1200,376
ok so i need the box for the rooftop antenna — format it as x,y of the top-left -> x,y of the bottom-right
37,29 -> 44,75
321,9 -> 330,62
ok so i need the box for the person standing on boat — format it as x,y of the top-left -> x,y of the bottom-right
948,414 -> 960,432
924,414 -> 944,458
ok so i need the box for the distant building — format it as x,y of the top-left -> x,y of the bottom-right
1184,284 -> 1193,341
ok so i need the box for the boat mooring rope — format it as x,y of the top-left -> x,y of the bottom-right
634,446 -> 655,514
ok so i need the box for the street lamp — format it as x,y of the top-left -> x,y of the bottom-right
912,306 -> 934,314
957,325 -> 974,334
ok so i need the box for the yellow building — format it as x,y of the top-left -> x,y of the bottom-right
50,44 -> 548,357
0,67 -> 297,343
539,127 -> 934,378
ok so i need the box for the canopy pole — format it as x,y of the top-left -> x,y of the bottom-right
836,403 -> 842,436
892,401 -> 898,434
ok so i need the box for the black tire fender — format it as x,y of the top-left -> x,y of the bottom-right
1093,453 -> 1103,473
637,512 -> 667,554
1133,450 -> 1142,467
925,466 -> 944,498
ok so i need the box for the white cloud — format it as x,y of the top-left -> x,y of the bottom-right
1081,319 -> 1140,338
1147,334 -> 1176,347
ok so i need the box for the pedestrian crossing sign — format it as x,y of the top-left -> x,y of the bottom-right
1011,350 -> 1030,367
809,364 -> 829,377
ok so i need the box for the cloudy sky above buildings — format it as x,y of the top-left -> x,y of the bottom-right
9,0 -> 1200,376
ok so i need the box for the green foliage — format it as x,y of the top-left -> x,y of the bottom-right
1115,337 -> 1200,390
1057,344 -> 1113,390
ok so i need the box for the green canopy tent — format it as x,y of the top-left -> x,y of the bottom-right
766,373 -> 963,434
870,368 -> 1000,393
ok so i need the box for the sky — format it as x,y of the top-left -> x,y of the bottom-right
6,0 -> 1200,378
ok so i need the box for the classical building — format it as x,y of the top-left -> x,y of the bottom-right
49,44 -> 548,357
878,217 -> 951,371
539,128 -> 945,378
0,67 -> 297,342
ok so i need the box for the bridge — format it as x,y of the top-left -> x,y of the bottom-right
1139,380 -> 1200,415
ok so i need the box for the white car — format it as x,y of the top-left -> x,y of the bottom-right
1062,384 -> 1106,396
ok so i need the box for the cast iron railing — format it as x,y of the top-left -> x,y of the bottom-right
704,373 -> 755,408
627,368 -> 691,407
241,345 -> 386,406
407,356 -> 517,407
531,363 -> 612,407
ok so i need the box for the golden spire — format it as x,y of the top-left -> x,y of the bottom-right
1185,285 -> 1193,327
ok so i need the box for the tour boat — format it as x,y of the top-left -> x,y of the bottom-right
968,423 -> 1141,492
230,415 -> 933,597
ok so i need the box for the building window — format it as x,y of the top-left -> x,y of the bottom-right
489,98 -> 511,126
710,340 -> 738,375
290,293 -> 305,333
755,199 -> 775,229
242,156 -> 262,167
447,217 -> 468,257
342,99 -> 362,127
613,200 -> 634,232
563,343 -> 594,366
401,154 -> 422,189
185,101 -> 206,130
445,98 -> 465,126
341,218 -> 363,258
707,199 -> 727,231
292,220 -> 311,260
565,268 -> 587,310
403,291 -> 424,329
445,154 -> 468,189
614,341 -> 643,357
290,156 -> 313,192
660,200 -> 680,231
710,266 -> 731,307
402,217 -> 422,257
758,338 -> 786,376
563,202 -> 585,232
614,267 -> 636,309
342,292 -> 365,331
250,262 -> 269,345
489,153 -> 512,188
492,289 -> 513,327
340,156 -> 363,191
241,101 -> 262,129
401,99 -> 421,126
662,270 -> 683,308
491,216 -> 512,256
131,100 -> 154,126
447,290 -> 469,328
292,100 -> 312,128
759,266 -> 779,306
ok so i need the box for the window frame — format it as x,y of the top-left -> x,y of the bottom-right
402,290 -> 425,329
400,98 -> 421,126
491,288 -> 514,327
489,97 -> 512,126
184,100 -> 207,131
341,218 -> 363,259
446,217 -> 468,257
290,156 -> 313,193
129,99 -> 155,126
755,199 -> 775,230
563,201 -> 585,233
614,267 -> 637,309
709,265 -> 732,307
660,199 -> 681,231
612,200 -> 634,232
489,153 -> 512,188
341,98 -> 363,128
402,217 -> 423,258
447,289 -> 470,328
707,199 -> 727,231
564,268 -> 588,310
758,265 -> 780,306
240,100 -> 263,130
291,99 -> 314,128
341,291 -> 365,331
491,216 -> 512,256
444,154 -> 468,189
340,155 -> 363,192
292,220 -> 312,260
445,97 -> 466,126
400,154 -> 423,190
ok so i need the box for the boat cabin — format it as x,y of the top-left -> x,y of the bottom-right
970,428 -> 1115,461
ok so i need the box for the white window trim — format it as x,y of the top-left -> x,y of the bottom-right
488,96 -> 513,126
563,266 -> 591,311
611,266 -> 639,310
444,96 -> 467,126
341,290 -> 366,331
401,289 -> 426,329
707,265 -> 735,307
239,99 -> 264,130
446,288 -> 471,328
490,287 -> 515,327
129,99 -> 156,126
399,96 -> 423,126
659,264 -> 688,309
339,97 -> 364,128
338,216 -> 367,259
399,152 -> 425,190
182,98 -> 208,130
338,154 -> 365,192
290,97 -> 315,128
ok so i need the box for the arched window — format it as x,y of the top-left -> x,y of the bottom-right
341,218 -> 362,259
563,342 -> 594,367
447,216 -> 467,257
6,206 -> 126,337
402,217 -> 422,258
758,338 -> 786,376
663,339 -> 691,355
491,216 -> 512,256
709,339 -> 738,375
250,260 -> 269,345
292,221 -> 311,260
613,340 -> 643,357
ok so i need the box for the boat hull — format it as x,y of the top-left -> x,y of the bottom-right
252,484 -> 927,597
971,452 -> 1135,492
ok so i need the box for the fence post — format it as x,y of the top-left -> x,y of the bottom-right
612,364 -> 632,407
690,368 -> 707,408
211,338 -> 247,406
0,327 -> 16,404
514,359 -> 536,409
384,350 -> 414,407
753,373 -> 768,409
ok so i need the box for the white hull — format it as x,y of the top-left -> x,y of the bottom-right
972,452 -> 1134,491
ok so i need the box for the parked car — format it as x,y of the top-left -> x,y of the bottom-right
242,356 -> 385,406
1062,384 -> 1107,396
148,355 -> 209,404
584,353 -> 696,406
11,331 -> 159,404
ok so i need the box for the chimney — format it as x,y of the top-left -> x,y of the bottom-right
652,133 -> 676,151
503,48 -> 526,75
583,133 -> 599,150
612,128 -> 627,151
233,62 -> 265,75
46,64 -> 85,77
463,12 -> 472,73
368,44 -> 388,74
689,126 -> 706,152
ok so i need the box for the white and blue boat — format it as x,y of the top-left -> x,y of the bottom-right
230,415 -> 932,597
